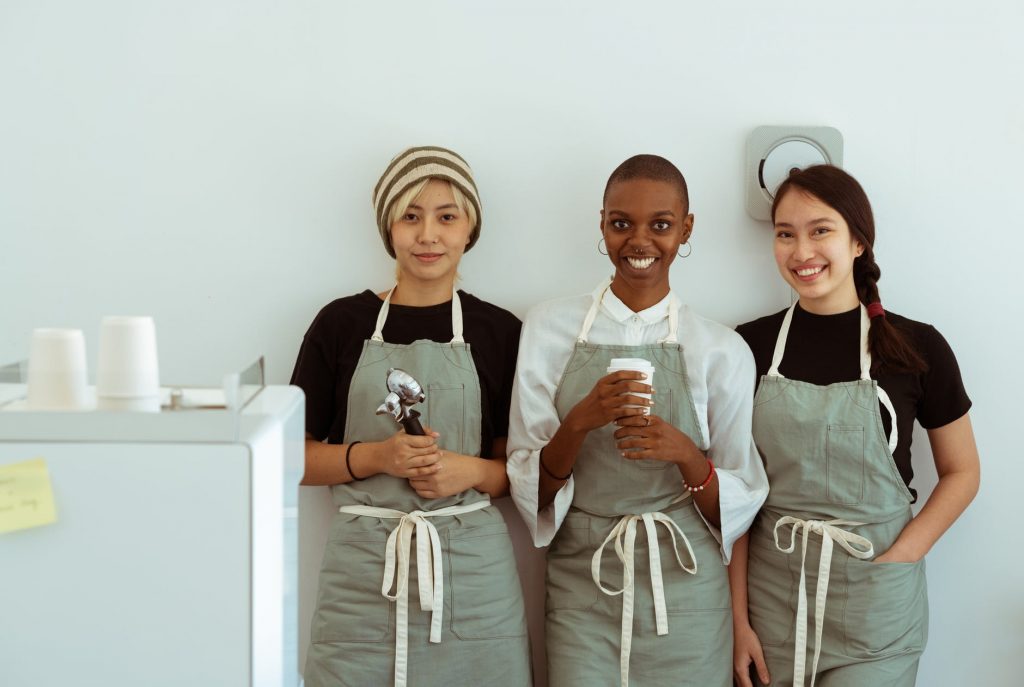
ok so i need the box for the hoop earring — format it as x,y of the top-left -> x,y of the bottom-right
678,242 -> 692,258
598,237 -> 608,256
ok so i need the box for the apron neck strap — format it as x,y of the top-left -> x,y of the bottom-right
577,278 -> 680,345
767,304 -> 797,377
768,302 -> 898,453
857,305 -> 872,381
371,286 -> 465,344
769,303 -> 873,378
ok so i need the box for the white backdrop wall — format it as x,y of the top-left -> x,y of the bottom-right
2,2 -> 1021,685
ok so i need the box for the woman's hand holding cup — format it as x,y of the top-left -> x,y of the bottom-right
613,413 -> 704,469
565,370 -> 653,434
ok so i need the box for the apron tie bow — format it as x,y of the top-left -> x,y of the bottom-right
339,499 -> 491,687
591,507 -> 698,687
773,516 -> 875,687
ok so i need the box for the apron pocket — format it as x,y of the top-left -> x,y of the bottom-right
662,509 -> 730,615
746,533 -> 797,647
826,425 -> 865,505
448,524 -> 528,640
546,512 -> 599,611
427,383 -> 466,454
311,536 -> 393,643
843,558 -> 928,657
664,501 -> 712,546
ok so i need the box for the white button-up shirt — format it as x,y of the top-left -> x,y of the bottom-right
506,281 -> 769,562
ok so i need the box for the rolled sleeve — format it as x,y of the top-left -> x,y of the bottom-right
506,447 -> 575,547
697,324 -> 769,564
506,301 -> 578,547
507,292 -> 769,555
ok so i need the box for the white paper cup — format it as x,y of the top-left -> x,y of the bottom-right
96,316 -> 160,410
607,357 -> 655,414
26,328 -> 89,410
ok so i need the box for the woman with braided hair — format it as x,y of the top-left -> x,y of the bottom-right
729,165 -> 980,686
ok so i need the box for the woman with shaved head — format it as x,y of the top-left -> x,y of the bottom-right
508,154 -> 768,686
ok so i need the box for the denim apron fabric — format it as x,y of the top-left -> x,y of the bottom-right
545,282 -> 732,687
304,289 -> 531,687
748,304 -> 927,687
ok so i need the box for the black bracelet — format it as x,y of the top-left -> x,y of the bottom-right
345,441 -> 365,481
539,448 -> 572,481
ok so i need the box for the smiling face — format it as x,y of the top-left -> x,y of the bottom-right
772,189 -> 865,314
601,178 -> 693,308
389,179 -> 473,288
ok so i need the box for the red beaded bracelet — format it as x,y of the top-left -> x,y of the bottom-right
683,459 -> 715,493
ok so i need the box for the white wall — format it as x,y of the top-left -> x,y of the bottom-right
2,1 -> 1021,684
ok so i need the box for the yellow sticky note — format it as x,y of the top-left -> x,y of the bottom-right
0,458 -> 58,534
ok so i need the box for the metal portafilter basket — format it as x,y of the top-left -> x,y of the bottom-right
375,367 -> 426,436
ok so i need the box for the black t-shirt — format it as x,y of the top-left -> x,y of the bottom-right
736,304 -> 972,498
290,290 -> 522,458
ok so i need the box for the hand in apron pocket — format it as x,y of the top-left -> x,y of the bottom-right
843,557 -> 928,657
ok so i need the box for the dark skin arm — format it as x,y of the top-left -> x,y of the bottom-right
538,370 -> 720,527
615,410 -> 721,528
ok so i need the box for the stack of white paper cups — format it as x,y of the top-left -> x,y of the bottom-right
96,316 -> 161,412
606,357 -> 655,414
26,328 -> 89,410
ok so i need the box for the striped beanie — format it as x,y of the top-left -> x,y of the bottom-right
372,146 -> 482,258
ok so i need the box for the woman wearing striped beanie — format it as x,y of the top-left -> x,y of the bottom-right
293,146 -> 532,687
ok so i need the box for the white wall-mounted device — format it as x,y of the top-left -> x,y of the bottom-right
745,126 -> 843,221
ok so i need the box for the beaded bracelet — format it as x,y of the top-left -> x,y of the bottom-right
345,441 -> 365,481
682,459 -> 715,493
539,448 -> 572,481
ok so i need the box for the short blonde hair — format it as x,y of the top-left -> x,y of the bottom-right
373,146 -> 483,257
389,178 -> 473,282
387,178 -> 478,231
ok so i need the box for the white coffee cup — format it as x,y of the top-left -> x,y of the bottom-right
606,357 -> 655,414
26,328 -> 89,410
96,316 -> 161,411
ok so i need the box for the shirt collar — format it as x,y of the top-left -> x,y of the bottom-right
592,277 -> 675,324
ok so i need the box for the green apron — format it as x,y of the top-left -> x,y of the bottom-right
748,304 -> 927,687
545,282 -> 732,687
304,289 -> 531,687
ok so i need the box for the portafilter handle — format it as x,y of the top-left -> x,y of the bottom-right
377,367 -> 427,436
399,409 -> 425,436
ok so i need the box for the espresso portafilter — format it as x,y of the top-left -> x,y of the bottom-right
375,367 -> 426,435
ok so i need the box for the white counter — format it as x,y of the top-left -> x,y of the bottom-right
0,385 -> 304,687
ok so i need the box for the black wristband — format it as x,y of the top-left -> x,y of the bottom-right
345,441 -> 365,481
539,447 -> 572,481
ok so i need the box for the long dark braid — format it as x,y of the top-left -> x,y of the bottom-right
772,165 -> 927,375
